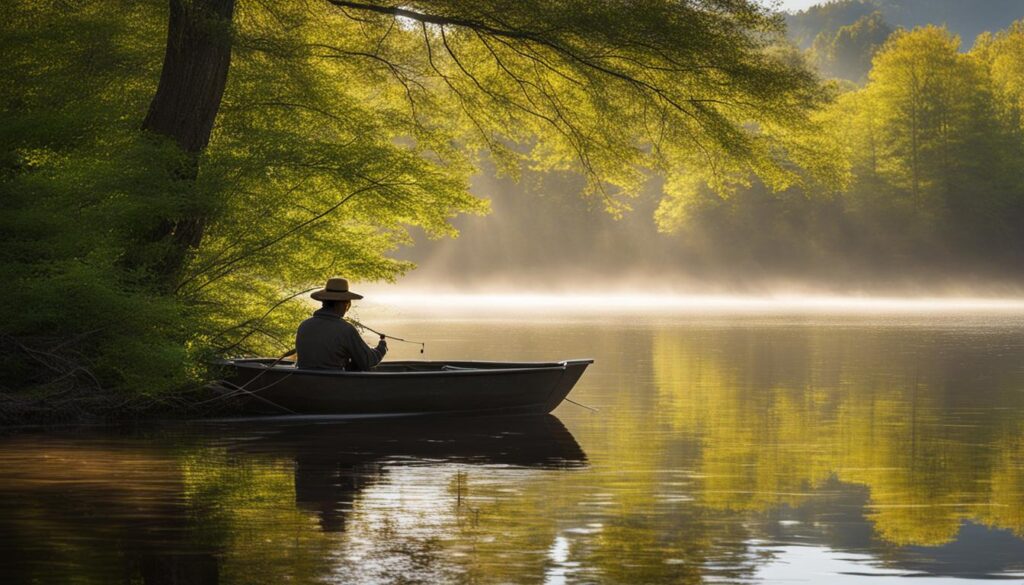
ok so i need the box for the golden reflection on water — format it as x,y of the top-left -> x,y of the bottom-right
2,311 -> 1024,583
650,327 -> 1024,546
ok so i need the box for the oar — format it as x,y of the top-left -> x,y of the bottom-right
346,318 -> 426,354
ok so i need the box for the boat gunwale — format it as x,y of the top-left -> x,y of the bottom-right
219,358 -> 594,379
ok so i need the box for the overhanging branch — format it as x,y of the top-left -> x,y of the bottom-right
326,1 -> 547,44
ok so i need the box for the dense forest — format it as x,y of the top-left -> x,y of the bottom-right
0,0 -> 826,415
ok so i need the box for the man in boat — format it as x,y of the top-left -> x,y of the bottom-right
295,277 -> 387,371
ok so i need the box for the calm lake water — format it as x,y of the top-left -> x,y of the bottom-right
3,306 -> 1024,584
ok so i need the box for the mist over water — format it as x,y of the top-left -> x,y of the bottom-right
386,163 -> 1024,298
356,293 -> 1024,321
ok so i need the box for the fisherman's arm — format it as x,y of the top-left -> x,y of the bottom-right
346,327 -> 387,371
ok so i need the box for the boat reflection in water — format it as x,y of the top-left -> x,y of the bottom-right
0,415 -> 586,585
222,415 -> 588,532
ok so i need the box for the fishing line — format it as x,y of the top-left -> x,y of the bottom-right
565,397 -> 600,413
346,317 -> 426,354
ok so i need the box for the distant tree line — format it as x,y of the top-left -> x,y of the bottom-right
404,20 -> 1024,291
788,0 -> 1024,83
809,11 -> 892,82
786,0 -> 1024,52
654,22 -> 1024,286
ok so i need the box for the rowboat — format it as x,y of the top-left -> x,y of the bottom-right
215,358 -> 594,417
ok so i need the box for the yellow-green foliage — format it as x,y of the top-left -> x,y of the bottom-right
0,0 -> 825,403
654,22 -> 1024,282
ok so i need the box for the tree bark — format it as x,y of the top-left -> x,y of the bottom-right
142,0 -> 235,285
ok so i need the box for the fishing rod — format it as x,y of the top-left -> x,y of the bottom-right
346,317 -> 426,354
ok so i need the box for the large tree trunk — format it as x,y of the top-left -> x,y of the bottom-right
142,0 -> 235,286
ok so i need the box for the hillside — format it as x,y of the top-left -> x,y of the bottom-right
787,0 -> 1024,49
787,0 -> 1024,82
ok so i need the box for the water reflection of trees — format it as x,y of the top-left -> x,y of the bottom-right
651,326 -> 1024,546
0,437 -> 222,585
0,416 -> 587,584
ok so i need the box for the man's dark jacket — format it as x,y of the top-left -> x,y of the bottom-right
295,308 -> 387,370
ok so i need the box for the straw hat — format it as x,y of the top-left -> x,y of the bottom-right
310,277 -> 364,301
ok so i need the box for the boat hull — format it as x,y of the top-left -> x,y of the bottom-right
217,359 -> 593,417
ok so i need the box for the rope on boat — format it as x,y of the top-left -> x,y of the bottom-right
346,318 -> 426,354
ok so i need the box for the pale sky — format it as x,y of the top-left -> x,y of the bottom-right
770,0 -> 828,13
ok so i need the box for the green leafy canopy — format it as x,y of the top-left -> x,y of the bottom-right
0,0 -> 826,403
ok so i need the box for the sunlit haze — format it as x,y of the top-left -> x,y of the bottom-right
770,0 -> 822,12
361,291 -> 1024,314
